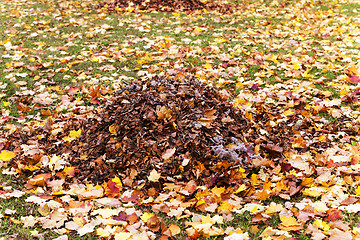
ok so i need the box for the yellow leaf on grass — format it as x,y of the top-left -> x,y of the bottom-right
3,101 -> 10,107
204,62 -> 213,69
0,150 -> 15,161
313,219 -> 330,231
140,212 -> 154,223
293,63 -> 301,70
169,224 -> 181,236
201,214 -> 214,224
30,230 -> 39,236
355,186 -> 360,196
303,188 -> 322,197
279,216 -> 303,231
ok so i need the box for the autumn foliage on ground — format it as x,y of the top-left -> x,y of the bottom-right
1,0 -> 360,239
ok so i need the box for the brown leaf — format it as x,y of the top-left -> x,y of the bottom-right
261,144 -> 283,153
162,148 -> 176,160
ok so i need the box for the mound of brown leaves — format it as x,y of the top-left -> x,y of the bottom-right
98,0 -> 233,13
69,76 -> 258,185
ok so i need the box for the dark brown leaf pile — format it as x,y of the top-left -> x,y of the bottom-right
98,0 -> 233,13
65,76 -> 257,186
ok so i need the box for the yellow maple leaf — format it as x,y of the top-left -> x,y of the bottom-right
279,216 -> 303,231
355,186 -> 360,196
0,150 -> 15,161
301,178 -> 314,187
280,216 -> 298,226
148,169 -> 161,182
217,201 -> 234,214
348,65 -> 359,76
212,186 -> 225,197
204,62 -> 213,69
50,155 -> 61,165
201,214 -> 214,224
313,219 -> 330,231
38,204 -> 51,216
109,176 -> 123,190
293,63 -> 301,70
251,174 -> 258,186
140,212 -> 154,223
69,129 -> 81,138
264,203 -> 283,215
302,188 -> 322,197
96,227 -> 111,238
63,129 -> 81,142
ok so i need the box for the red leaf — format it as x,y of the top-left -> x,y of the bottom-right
326,209 -> 343,222
350,75 -> 360,84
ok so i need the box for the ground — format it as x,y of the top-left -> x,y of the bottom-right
0,0 -> 360,239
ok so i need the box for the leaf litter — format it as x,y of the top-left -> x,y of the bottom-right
1,0 -> 360,239
98,0 -> 232,13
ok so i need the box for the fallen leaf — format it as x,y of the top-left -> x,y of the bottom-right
148,169 -> 161,182
0,150 -> 15,161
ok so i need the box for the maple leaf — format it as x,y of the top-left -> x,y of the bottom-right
140,212 -> 154,223
105,176 -> 123,196
148,169 -> 161,182
279,216 -> 304,231
0,150 -> 15,161
63,129 -> 81,142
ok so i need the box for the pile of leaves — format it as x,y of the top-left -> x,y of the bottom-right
68,75 -> 257,185
5,75 -> 260,187
98,0 -> 233,13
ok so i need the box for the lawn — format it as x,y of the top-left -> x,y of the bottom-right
0,0 -> 360,239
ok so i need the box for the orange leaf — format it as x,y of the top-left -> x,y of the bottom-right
279,216 -> 304,231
